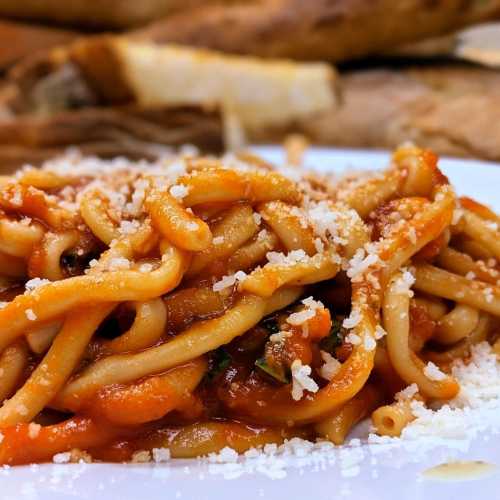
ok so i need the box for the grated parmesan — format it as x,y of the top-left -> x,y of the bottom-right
395,383 -> 419,401
342,308 -> 361,329
319,351 -> 341,381
374,325 -> 387,340
345,333 -> 361,345
392,268 -> 415,297
152,448 -> 171,463
212,271 -> 247,292
423,361 -> 447,381
25,278 -> 51,291
28,423 -> 41,439
25,309 -> 37,321
169,184 -> 190,200
291,360 -> 319,401
52,452 -> 71,464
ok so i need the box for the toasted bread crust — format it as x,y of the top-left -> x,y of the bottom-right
0,0 -> 205,28
278,66 -> 500,161
137,0 -> 500,62
0,105 -> 223,171
69,37 -> 134,103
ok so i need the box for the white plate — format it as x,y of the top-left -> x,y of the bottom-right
2,147 -> 500,500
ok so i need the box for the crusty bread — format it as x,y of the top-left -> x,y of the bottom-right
274,66 -> 500,162
0,0 -> 205,28
136,0 -> 500,62
0,105 -> 223,172
5,36 -> 338,135
0,19 -> 79,69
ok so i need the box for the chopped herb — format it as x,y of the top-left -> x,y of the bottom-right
262,316 -> 280,335
206,348 -> 231,380
255,357 -> 290,384
319,318 -> 344,355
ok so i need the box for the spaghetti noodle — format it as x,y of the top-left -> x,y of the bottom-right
0,145 -> 498,465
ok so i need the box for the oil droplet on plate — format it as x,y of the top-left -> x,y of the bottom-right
422,460 -> 497,482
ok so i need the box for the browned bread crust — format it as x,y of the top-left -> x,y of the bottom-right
136,0 -> 500,62
280,66 -> 500,161
0,105 -> 223,172
0,19 -> 79,70
0,0 -> 207,28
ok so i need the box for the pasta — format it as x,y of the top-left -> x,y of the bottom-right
0,143 -> 498,465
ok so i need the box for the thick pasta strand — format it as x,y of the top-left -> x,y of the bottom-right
315,384 -> 382,445
53,294 -> 268,409
103,299 -> 167,354
87,358 -> 207,424
383,271 -> 459,399
434,304 -> 479,345
0,242 -> 187,352
0,341 -> 28,403
0,304 -> 114,426
414,264 -> 500,316
187,203 -> 258,277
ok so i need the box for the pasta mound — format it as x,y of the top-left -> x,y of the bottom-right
0,144 -> 498,464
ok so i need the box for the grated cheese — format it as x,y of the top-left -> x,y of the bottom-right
346,248 -> 379,281
374,325 -> 387,340
395,383 -> 419,401
28,423 -> 41,439
269,330 -> 292,343
407,227 -> 417,245
342,308 -> 361,329
291,360 -> 319,401
286,309 -> 316,326
25,278 -> 51,291
392,268 -> 415,297
319,351 -> 341,381
465,271 -> 476,281
25,309 -> 37,321
52,452 -> 71,464
139,263 -> 154,273
152,448 -> 171,463
423,361 -> 447,381
107,258 -> 131,271
363,335 -> 376,351
169,184 -> 190,200
212,271 -> 247,292
345,333 -> 361,345
266,249 -> 309,267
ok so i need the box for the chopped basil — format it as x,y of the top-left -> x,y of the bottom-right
319,318 -> 344,355
255,357 -> 289,384
206,348 -> 232,380
262,316 -> 280,335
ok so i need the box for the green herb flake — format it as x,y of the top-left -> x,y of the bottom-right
319,318 -> 344,355
255,357 -> 290,384
207,348 -> 232,380
262,316 -> 280,335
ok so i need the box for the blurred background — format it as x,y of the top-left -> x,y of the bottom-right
0,0 -> 499,170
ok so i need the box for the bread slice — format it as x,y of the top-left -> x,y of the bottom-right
284,66 -> 500,162
5,36 -> 338,137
